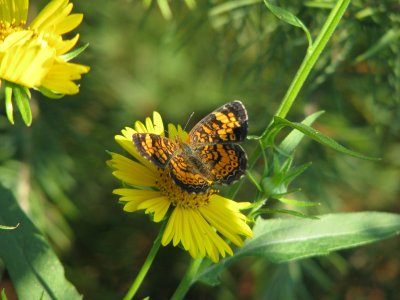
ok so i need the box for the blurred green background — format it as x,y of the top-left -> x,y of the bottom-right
1,0 -> 399,299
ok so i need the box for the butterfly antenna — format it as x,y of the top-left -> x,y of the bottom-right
183,112 -> 195,131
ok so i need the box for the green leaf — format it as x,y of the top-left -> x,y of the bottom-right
257,207 -> 319,219
262,161 -> 311,197
354,29 -> 400,63
60,43 -> 89,62
279,111 -> 325,155
209,0 -> 259,17
0,223 -> 19,230
37,87 -> 65,99
1,288 -> 8,300
13,85 -> 32,126
195,212 -> 400,285
263,0 -> 312,48
0,185 -> 82,300
277,196 -> 320,207
157,0 -> 172,19
4,84 -> 14,125
273,116 -> 380,161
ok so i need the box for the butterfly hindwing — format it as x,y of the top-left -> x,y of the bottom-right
194,143 -> 247,185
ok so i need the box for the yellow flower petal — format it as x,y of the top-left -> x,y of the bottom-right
136,196 -> 171,222
29,0 -> 81,35
0,31 -> 55,87
200,196 -> 253,247
40,58 -> 89,94
134,120 -> 147,133
145,116 -> 155,133
53,13 -> 83,35
152,111 -> 164,135
108,153 -> 156,187
0,0 -> 28,26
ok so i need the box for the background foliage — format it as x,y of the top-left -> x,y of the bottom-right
1,0 -> 399,299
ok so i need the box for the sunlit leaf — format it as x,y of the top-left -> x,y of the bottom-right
195,212 -> 400,285
13,85 -> 32,126
61,43 -> 90,62
4,83 -> 14,125
258,207 -> 319,219
0,186 -> 82,300
277,196 -> 320,207
37,87 -> 65,99
273,116 -> 380,161
279,111 -> 325,155
262,161 -> 311,197
263,0 -> 312,48
1,288 -> 8,300
209,0 -> 259,17
0,223 -> 19,230
157,0 -> 172,19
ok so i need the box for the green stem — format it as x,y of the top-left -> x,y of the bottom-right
123,221 -> 166,300
170,258 -> 203,300
261,0 -> 351,142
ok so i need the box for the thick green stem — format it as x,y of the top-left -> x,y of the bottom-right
261,0 -> 351,143
170,258 -> 203,300
123,221 -> 166,300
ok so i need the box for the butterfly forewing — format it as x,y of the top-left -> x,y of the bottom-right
132,133 -> 178,168
188,100 -> 248,145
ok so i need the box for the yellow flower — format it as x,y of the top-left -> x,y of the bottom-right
107,112 -> 253,263
0,0 -> 89,95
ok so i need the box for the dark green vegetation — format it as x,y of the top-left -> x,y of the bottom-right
1,1 -> 399,299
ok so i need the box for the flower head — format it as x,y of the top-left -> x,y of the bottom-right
108,112 -> 253,262
0,0 -> 89,125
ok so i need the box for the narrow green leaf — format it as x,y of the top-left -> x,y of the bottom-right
273,116 -> 380,161
279,111 -> 325,155
1,288 -> 8,300
184,0 -> 197,10
258,207 -> 319,219
60,43 -> 89,62
0,223 -> 19,230
355,29 -> 399,63
209,0 -> 259,17
0,185 -> 82,300
263,0 -> 312,48
37,87 -> 65,99
195,212 -> 400,285
284,161 -> 312,185
277,196 -> 320,207
157,0 -> 172,19
13,86 -> 32,126
143,0 -> 152,8
4,83 -> 14,125
262,161 -> 311,197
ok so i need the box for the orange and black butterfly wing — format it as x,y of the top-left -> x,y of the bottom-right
168,153 -> 212,193
132,133 -> 178,168
194,143 -> 247,185
188,100 -> 248,145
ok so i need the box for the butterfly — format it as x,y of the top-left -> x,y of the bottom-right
132,100 -> 248,193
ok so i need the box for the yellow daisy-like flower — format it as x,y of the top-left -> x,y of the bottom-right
0,0 -> 89,95
107,112 -> 253,263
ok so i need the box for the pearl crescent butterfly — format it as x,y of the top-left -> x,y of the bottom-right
132,100 -> 248,193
